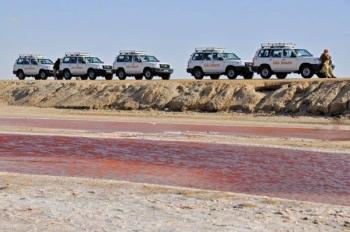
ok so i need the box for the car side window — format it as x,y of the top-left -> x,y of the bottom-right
134,56 -> 142,63
117,55 -> 125,62
69,57 -> 77,64
283,49 -> 297,58
77,57 -> 85,64
258,49 -> 270,58
63,57 -> 70,63
213,53 -> 224,61
31,59 -> 38,65
17,58 -> 24,64
271,49 -> 282,58
203,53 -> 212,61
192,53 -> 203,61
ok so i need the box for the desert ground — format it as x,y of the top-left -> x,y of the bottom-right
0,79 -> 349,231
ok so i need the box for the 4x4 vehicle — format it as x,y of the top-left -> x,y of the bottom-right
59,52 -> 113,80
113,51 -> 173,80
186,48 -> 254,80
252,43 -> 332,79
13,54 -> 54,80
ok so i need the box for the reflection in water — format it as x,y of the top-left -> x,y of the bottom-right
0,134 -> 349,206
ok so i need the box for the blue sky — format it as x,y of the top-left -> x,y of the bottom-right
0,0 -> 349,79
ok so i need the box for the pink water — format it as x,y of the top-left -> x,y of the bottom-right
0,134 -> 349,206
1,117 -> 350,140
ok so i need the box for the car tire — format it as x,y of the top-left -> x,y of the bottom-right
105,74 -> 113,80
16,70 -> 25,80
88,69 -> 97,80
300,65 -> 314,79
143,68 -> 153,80
243,72 -> 254,80
39,70 -> 47,80
193,67 -> 204,80
117,69 -> 126,80
161,74 -> 171,80
226,67 -> 237,79
276,73 -> 288,79
63,69 -> 72,80
210,75 -> 220,80
259,65 -> 272,79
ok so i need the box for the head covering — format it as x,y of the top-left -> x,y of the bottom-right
324,49 -> 329,53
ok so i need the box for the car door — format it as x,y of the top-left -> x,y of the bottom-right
281,49 -> 298,72
76,57 -> 86,75
123,55 -> 134,74
29,59 -> 39,75
270,49 -> 283,71
191,53 -> 205,71
202,53 -> 213,73
211,53 -> 224,74
21,58 -> 31,75
69,57 -> 78,75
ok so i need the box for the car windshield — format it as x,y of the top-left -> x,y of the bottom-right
223,53 -> 240,60
140,55 -> 159,62
85,57 -> 103,63
38,59 -> 53,65
295,49 -> 313,57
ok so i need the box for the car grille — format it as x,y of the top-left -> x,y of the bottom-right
160,64 -> 170,69
103,65 -> 112,69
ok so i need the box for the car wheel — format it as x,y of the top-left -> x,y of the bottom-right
63,70 -> 72,80
276,73 -> 288,79
17,70 -> 25,80
226,67 -> 237,79
105,74 -> 113,80
161,74 -> 171,80
300,65 -> 314,79
193,68 -> 204,80
88,69 -> 97,80
260,65 -> 272,79
39,70 -> 47,80
210,75 -> 220,80
117,69 -> 126,80
143,69 -> 153,80
243,72 -> 254,80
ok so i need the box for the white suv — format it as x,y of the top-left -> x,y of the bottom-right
13,54 -> 54,80
186,48 -> 254,80
252,43 -> 330,79
113,51 -> 173,80
59,52 -> 113,80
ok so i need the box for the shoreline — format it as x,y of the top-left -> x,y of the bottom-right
0,172 -> 349,232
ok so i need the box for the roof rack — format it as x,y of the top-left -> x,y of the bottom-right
195,47 -> 225,53
261,43 -> 296,49
19,54 -> 43,58
119,50 -> 146,55
65,52 -> 90,57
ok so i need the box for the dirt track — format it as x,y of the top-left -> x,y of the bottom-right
0,79 -> 349,116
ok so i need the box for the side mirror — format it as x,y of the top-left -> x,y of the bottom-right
81,60 -> 86,64
218,57 -> 224,61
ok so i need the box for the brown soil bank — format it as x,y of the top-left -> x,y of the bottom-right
0,79 -> 350,116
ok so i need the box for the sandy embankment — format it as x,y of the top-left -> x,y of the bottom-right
0,172 -> 349,232
0,79 -> 349,116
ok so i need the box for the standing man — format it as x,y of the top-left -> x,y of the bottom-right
320,49 -> 336,78
53,58 -> 61,80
